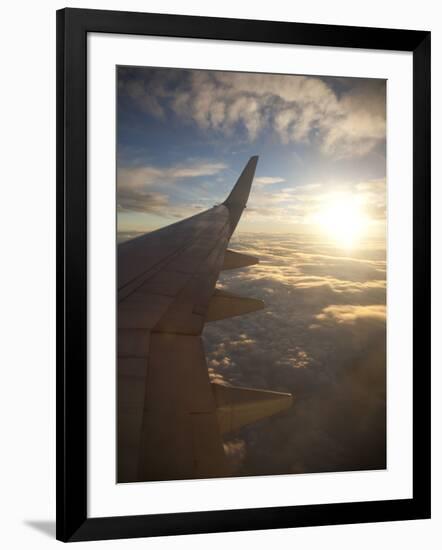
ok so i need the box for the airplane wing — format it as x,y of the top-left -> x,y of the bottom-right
117,156 -> 293,483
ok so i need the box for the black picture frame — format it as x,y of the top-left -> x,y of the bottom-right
56,7 -> 431,542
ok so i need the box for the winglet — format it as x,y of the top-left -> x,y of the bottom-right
223,155 -> 259,208
223,156 -> 259,234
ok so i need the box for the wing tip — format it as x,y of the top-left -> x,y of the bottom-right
223,155 -> 259,208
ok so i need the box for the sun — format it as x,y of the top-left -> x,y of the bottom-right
315,194 -> 370,249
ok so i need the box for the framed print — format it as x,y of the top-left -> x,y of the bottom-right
56,8 -> 431,542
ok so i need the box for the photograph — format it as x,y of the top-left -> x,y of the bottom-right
0,0 -> 435,546
116,66 -> 387,484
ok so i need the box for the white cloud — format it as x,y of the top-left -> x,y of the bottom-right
314,304 -> 386,325
202,233 -> 387,476
242,178 -> 386,231
117,160 -> 227,214
117,189 -> 169,213
254,176 -> 286,186
117,161 -> 227,189
121,69 -> 386,159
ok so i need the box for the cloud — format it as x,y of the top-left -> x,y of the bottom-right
202,233 -> 386,476
320,82 -> 386,158
117,160 -> 227,214
117,189 -> 169,213
314,304 -> 386,325
254,176 -> 286,186
242,178 -> 386,233
223,439 -> 246,472
119,68 -> 386,159
117,161 -> 227,189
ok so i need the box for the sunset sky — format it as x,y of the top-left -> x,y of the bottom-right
117,66 -> 386,245
117,66 -> 387,476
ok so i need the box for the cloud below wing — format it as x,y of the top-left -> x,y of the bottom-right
203,233 -> 386,476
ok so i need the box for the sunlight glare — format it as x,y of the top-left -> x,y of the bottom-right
316,194 -> 370,248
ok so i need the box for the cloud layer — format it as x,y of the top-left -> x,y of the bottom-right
202,233 -> 386,476
117,160 -> 226,214
119,68 -> 386,159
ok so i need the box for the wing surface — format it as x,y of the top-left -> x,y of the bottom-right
117,156 -> 293,482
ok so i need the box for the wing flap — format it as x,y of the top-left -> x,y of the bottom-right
206,288 -> 264,322
212,383 -> 293,435
222,249 -> 259,270
135,333 -> 230,481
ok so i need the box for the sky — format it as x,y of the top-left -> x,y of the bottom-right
117,66 -> 387,476
117,66 -> 386,240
